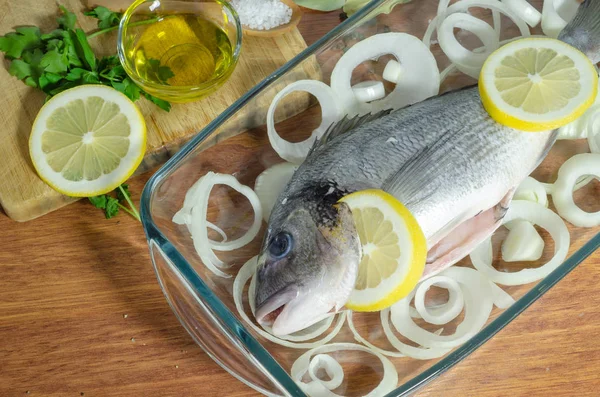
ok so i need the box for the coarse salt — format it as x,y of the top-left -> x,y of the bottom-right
230,0 -> 293,31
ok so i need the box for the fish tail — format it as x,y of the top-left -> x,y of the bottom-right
558,0 -> 600,63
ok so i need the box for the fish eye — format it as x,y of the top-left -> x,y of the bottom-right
268,232 -> 293,259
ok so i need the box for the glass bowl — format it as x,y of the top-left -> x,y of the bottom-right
140,0 -> 600,395
117,0 -> 242,103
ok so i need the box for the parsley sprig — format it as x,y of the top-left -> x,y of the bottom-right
89,184 -> 141,221
0,6 -> 171,111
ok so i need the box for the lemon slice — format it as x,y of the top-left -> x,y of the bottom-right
480,37 -> 598,132
29,85 -> 146,197
339,189 -> 427,312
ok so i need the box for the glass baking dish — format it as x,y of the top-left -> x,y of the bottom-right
140,0 -> 600,395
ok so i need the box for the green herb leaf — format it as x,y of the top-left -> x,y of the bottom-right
40,49 -> 68,73
8,59 -> 32,80
105,197 -> 120,218
116,183 -> 130,202
89,195 -> 107,209
147,58 -> 174,84
111,78 -> 141,101
57,6 -> 77,30
143,92 -> 172,112
70,29 -> 96,71
84,6 -> 122,30
39,72 -> 64,90
0,26 -> 42,58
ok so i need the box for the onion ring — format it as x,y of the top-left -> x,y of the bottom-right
331,33 -> 440,116
414,276 -> 465,325
267,80 -> 343,164
502,0 -> 542,27
233,257 -> 346,348
290,343 -> 398,396
552,153 -> 600,227
470,200 -> 570,285
438,13 -> 500,79
390,266 -> 494,349
423,0 -> 530,48
514,176 -> 549,207
541,0 -> 568,38
254,162 -> 298,222
352,81 -> 386,103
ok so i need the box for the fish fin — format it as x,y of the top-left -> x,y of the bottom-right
423,189 -> 514,279
307,109 -> 394,158
558,0 -> 600,63
381,125 -> 467,198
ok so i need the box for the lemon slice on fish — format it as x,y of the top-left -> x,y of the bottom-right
29,85 -> 146,197
339,189 -> 427,312
480,37 -> 598,132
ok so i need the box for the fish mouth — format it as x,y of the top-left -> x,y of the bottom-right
255,284 -> 299,327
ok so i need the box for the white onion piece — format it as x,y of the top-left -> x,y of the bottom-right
233,257 -> 346,348
291,343 -> 398,397
187,173 -> 263,277
189,173 -> 230,278
470,200 -> 570,285
488,281 -> 516,309
555,0 -> 580,24
501,0 -> 542,27
552,153 -> 600,227
352,81 -> 386,103
331,33 -> 440,116
501,220 -> 544,262
201,174 -> 263,252
588,111 -> 600,154
423,0 -> 530,48
172,173 -> 208,225
382,60 -> 402,83
207,222 -> 228,242
440,63 -> 458,85
254,162 -> 299,222
438,13 -> 499,79
390,266 -> 494,349
347,311 -> 450,360
267,80 -> 342,164
541,0 -> 567,38
514,176 -> 549,207
414,276 -> 464,325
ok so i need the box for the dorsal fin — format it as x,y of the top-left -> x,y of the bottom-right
307,108 -> 394,158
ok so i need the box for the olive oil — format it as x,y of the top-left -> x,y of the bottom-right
130,14 -> 234,87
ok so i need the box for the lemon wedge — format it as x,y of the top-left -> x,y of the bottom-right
29,85 -> 146,197
480,37 -> 598,132
339,189 -> 427,312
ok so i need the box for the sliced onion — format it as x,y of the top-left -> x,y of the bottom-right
187,173 -> 263,277
423,0 -> 530,49
390,266 -> 494,349
552,153 -> 600,227
440,63 -> 458,85
254,162 -> 299,222
382,59 -> 402,83
514,176 -> 549,207
470,200 -> 570,285
331,33 -> 440,116
290,343 -> 398,396
541,0 -> 567,38
501,0 -> 542,27
588,111 -> 600,154
233,257 -> 346,348
438,13 -> 499,79
501,220 -> 544,262
267,80 -> 343,164
352,80 -> 386,103
414,276 -> 464,325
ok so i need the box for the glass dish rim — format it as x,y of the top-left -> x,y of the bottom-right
117,0 -> 243,94
139,0 -> 600,394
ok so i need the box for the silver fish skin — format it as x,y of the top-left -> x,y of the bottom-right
254,0 -> 600,336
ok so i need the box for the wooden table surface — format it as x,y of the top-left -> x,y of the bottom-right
2,9 -> 600,397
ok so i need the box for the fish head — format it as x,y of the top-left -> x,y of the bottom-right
253,200 -> 361,336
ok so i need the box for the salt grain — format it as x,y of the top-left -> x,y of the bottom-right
231,0 -> 292,31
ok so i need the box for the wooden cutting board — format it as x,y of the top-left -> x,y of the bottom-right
0,0 -> 320,222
